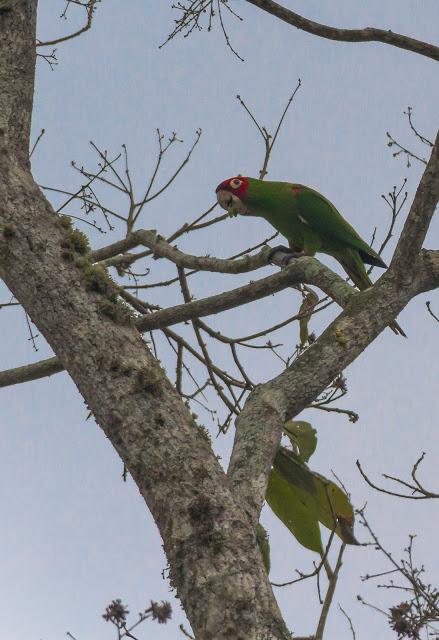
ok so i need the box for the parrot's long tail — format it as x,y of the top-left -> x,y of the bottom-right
389,320 -> 406,337
338,250 -> 407,338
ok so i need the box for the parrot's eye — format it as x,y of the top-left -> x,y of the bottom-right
230,178 -> 242,189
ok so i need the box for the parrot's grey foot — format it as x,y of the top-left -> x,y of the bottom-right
267,245 -> 305,267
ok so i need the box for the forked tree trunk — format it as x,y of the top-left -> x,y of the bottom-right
1,4 -> 439,640
0,4 -> 289,639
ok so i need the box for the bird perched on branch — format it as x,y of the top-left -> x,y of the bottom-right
216,175 -> 405,337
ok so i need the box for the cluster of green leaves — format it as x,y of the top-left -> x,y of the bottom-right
261,421 -> 357,569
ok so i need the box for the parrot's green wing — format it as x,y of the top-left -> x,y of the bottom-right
294,186 -> 385,267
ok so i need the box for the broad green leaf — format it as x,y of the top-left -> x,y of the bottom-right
266,450 -> 323,554
256,523 -> 271,574
283,420 -> 317,463
266,447 -> 358,553
312,471 -> 358,545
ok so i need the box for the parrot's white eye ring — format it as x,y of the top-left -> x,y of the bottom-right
230,178 -> 242,189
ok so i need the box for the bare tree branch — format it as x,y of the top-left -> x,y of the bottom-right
0,6 -> 287,638
426,300 -> 439,323
228,248 -> 439,526
136,257 -> 354,332
36,0 -> 100,47
356,454 -> 439,499
315,545 -> 345,640
2,4 -> 439,638
1,248 -> 438,390
391,130 -> 439,278
244,0 -> 439,61
225,132 -> 439,524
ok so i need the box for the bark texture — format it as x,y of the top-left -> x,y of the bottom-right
228,134 -> 439,524
0,4 -> 288,639
1,4 -> 438,640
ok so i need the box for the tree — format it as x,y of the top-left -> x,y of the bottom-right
0,2 -> 438,639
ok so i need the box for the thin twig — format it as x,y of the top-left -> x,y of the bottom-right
338,605 -> 356,639
37,0 -> 100,47
315,545 -> 345,640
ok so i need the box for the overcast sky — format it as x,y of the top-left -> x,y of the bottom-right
1,2 -> 439,639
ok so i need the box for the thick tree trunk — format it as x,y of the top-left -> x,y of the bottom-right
1,4 -> 438,640
0,4 -> 288,639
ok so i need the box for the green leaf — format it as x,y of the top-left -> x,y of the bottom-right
266,447 -> 358,553
312,471 -> 358,545
283,420 -> 317,463
266,450 -> 323,554
256,523 -> 271,574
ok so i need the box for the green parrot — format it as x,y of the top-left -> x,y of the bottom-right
215,176 -> 405,337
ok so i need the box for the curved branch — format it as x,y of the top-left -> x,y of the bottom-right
36,0 -> 99,48
137,257 -> 353,332
391,129 -> 439,279
0,256 -> 352,388
227,246 -> 439,526
135,229 -> 273,273
91,234 -> 147,263
245,0 -> 439,61
91,228 -> 273,273
356,455 -> 439,499
226,124 -> 439,525
2,249 -> 438,392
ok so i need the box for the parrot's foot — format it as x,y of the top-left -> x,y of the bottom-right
267,245 -> 305,267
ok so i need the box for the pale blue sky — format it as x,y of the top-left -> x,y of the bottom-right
1,2 -> 439,638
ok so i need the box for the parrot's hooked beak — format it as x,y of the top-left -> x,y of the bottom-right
216,189 -> 248,216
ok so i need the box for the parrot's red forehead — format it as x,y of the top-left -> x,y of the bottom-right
215,176 -> 249,196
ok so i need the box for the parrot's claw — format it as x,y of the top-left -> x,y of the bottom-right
267,245 -> 291,262
267,245 -> 305,267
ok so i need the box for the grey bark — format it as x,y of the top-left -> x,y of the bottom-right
228,128 -> 439,525
0,3 -> 438,640
0,4 -> 288,639
0,248 -> 438,391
